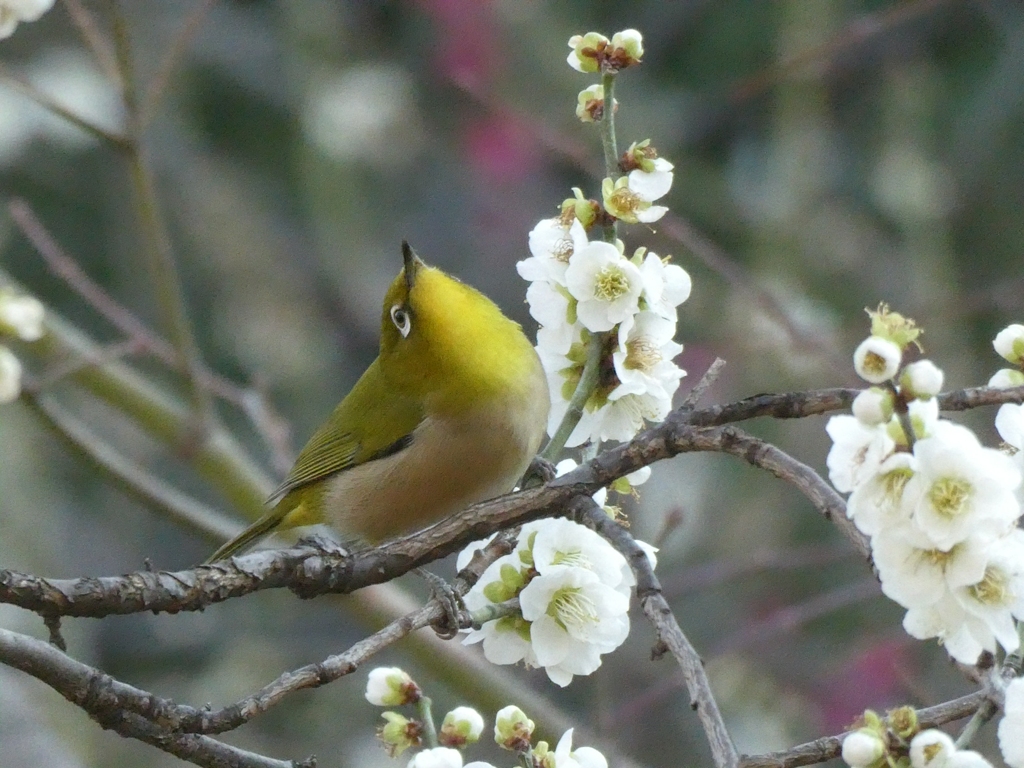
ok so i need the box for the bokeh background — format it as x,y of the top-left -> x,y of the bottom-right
1,1 -> 1021,766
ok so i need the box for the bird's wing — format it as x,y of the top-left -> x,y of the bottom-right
268,359 -> 423,503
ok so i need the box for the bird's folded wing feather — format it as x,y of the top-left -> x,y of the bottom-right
268,359 -> 424,502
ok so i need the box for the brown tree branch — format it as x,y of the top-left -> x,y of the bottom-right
581,502 -> 740,768
0,628 -> 311,768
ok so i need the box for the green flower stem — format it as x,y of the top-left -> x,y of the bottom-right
599,71 -> 620,182
111,2 -> 216,428
541,330 -> 605,461
416,695 -> 438,749
887,380 -> 917,449
599,70 -> 620,244
469,598 -> 521,628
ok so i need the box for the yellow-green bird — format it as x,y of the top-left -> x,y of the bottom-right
207,242 -> 549,561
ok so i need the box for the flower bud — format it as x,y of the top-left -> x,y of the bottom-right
439,706 -> 484,747
852,388 -> 894,426
842,730 -> 885,768
900,360 -> 944,400
494,705 -> 534,751
378,711 -> 421,757
886,705 -> 918,739
561,188 -> 599,230
994,324 -> 1024,366
853,337 -> 902,384
610,29 -> 644,66
365,667 -> 419,706
989,368 -> 1024,389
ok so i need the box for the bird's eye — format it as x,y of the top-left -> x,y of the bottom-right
390,304 -> 411,337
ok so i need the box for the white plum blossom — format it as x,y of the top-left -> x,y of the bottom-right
901,359 -> 944,399
407,747 -> 467,768
841,730 -> 885,768
873,525 -> 995,609
994,324 -> 1024,365
999,677 -> 1024,768
576,388 -> 672,445
853,336 -> 902,384
529,517 -> 628,587
845,451 -> 917,537
541,729 -> 609,768
519,565 -> 630,686
909,730 -> 956,768
905,421 -> 1021,550
564,241 -> 643,332
825,415 -> 896,494
526,281 -> 577,355
0,292 -> 44,341
0,346 -> 22,403
612,311 -> 684,400
0,0 -> 54,39
637,251 -> 691,321
519,218 -> 589,287
601,174 -> 669,224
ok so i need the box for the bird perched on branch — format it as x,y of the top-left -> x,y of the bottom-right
207,242 -> 549,562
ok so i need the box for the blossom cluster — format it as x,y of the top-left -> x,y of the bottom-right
0,0 -> 53,39
365,672 -> 609,768
839,705 -> 1023,768
519,29 -> 691,448
460,504 -> 656,687
826,307 -> 1024,665
0,290 -> 45,402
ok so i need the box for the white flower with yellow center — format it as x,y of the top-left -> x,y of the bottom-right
601,175 -> 669,224
519,566 -> 630,687
578,388 -> 672,445
873,524 -> 995,608
612,311 -> 683,401
825,415 -> 896,494
529,517 -> 627,587
637,251 -> 691,320
564,241 -> 643,332
518,218 -> 589,287
845,451 -> 918,536
907,421 -> 1021,550
853,336 -> 902,384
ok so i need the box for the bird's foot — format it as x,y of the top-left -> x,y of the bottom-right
520,455 -> 557,489
415,567 -> 465,639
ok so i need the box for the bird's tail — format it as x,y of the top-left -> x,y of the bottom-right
205,509 -> 286,563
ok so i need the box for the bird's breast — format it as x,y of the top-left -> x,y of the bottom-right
323,378 -> 548,543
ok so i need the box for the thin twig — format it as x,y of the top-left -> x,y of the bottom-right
23,393 -> 240,543
9,200 -> 294,468
582,503 -> 740,768
141,0 -> 216,127
110,1 -> 217,427
60,0 -> 122,86
0,629 -> 308,768
740,692 -> 987,768
0,63 -> 129,149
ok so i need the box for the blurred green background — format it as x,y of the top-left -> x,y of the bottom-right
1,1 -> 1021,766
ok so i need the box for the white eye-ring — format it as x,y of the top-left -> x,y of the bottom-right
390,304 -> 411,337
